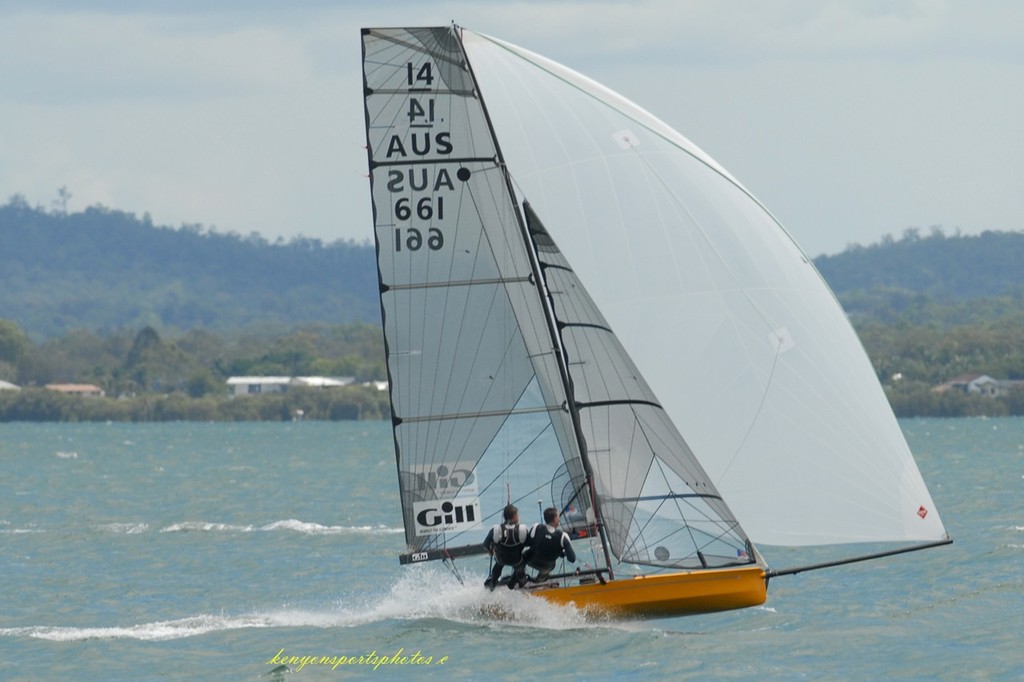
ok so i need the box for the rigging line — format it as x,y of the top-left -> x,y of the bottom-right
464,34 -> 616,580
421,91 -> 482,473
625,145 -> 784,481
633,417 -> 751,561
428,166 -> 514,468
472,478 -> 559,542
627,144 -> 781,336
443,549 -> 466,585
609,410 -> 656,562
632,413 -> 705,556
719,335 -> 784,482
617,490 -> 668,562
634,421 -> 732,528
427,161 -> 543,467
615,485 -> 745,565
560,480 -> 589,518
474,421 -> 554,502
664,493 -> 751,560
363,29 -> 466,71
430,162 -> 547,464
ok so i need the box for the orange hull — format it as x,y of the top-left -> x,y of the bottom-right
530,566 -> 768,618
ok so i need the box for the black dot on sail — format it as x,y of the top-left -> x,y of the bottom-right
457,167 -> 471,182
654,546 -> 670,561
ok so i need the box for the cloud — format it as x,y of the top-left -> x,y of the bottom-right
0,1 -> 1020,255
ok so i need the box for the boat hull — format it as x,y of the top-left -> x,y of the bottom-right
529,566 -> 767,618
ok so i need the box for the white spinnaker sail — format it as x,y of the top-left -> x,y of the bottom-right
462,30 -> 947,547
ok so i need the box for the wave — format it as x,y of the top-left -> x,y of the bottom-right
0,519 -> 404,536
357,564 -> 596,630
0,566 -> 604,642
159,519 -> 404,535
0,521 -> 44,534
94,522 -> 150,534
0,527 -> 45,534
0,614 -> 276,642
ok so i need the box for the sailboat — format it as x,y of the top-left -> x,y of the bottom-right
360,25 -> 950,618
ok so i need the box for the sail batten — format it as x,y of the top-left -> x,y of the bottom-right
396,403 -> 567,423
369,155 -> 495,168
578,399 -> 663,410
384,275 -> 532,291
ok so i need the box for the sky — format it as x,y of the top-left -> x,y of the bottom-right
1,1 -> 1021,257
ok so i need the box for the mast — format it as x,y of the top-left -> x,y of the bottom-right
452,25 -> 616,579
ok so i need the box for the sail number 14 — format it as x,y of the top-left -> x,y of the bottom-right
392,60 -> 445,253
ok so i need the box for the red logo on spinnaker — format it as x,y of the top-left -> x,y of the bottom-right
917,506 -> 928,519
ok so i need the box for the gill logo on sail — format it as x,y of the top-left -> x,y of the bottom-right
412,499 -> 481,536
410,463 -> 478,497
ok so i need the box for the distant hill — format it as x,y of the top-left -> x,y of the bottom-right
814,228 -> 1024,325
815,228 -> 1024,299
3,196 -> 1024,340
0,198 -> 379,339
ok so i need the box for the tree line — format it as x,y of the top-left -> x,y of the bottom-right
3,194 -> 1024,420
0,197 -> 380,340
0,320 -> 390,421
3,313 -> 1024,420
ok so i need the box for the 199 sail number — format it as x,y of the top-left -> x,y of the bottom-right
395,196 -> 443,220
393,196 -> 444,251
395,227 -> 443,252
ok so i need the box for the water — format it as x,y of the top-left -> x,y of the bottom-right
1,419 -> 1021,681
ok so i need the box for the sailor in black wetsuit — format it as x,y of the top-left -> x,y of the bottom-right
519,507 -> 576,585
482,504 -> 529,590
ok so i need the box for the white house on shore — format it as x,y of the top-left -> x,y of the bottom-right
45,383 -> 105,397
933,374 -> 1024,398
226,376 -> 355,398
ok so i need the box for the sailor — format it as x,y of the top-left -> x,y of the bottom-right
482,504 -> 529,590
519,507 -> 576,586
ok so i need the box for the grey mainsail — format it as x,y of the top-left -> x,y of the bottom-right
361,26 -> 752,572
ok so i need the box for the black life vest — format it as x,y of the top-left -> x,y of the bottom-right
491,522 -> 526,564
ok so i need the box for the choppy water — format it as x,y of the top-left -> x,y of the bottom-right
1,419 -> 1021,681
